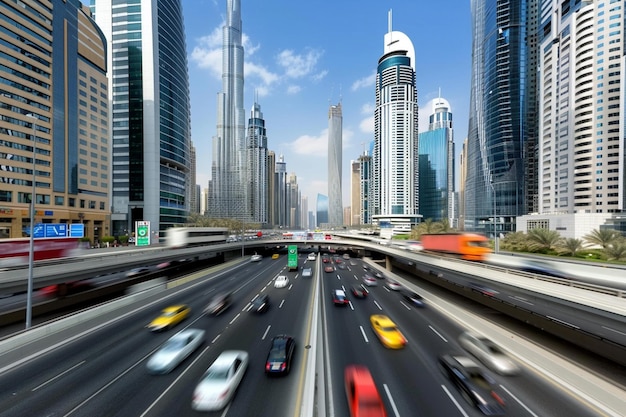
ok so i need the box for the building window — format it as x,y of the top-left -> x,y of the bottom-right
55,196 -> 64,205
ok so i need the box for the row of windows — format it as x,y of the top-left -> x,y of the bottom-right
0,190 -> 106,210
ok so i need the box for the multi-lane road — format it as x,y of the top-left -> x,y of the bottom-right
0,253 -> 620,416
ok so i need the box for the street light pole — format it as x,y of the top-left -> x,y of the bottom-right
25,114 -> 37,329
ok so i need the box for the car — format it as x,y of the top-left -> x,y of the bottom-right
146,305 -> 190,332
274,275 -> 289,288
469,282 -> 499,297
332,289 -> 349,306
324,265 -> 335,273
362,264 -> 370,270
271,253 -> 279,259
363,275 -> 378,287
322,256 -> 330,263
204,292 -> 232,316
192,350 -> 249,411
125,267 -> 152,277
350,285 -> 368,298
373,270 -> 385,279
344,365 -> 387,417
302,267 -> 313,277
307,253 -> 317,261
249,294 -> 269,313
400,289 -> 425,307
458,332 -> 520,375
251,254 -> 262,262
439,354 -> 505,415
370,314 -> 406,349
146,328 -> 205,374
337,263 -> 347,270
343,253 -> 350,260
386,280 -> 402,291
265,335 -> 295,375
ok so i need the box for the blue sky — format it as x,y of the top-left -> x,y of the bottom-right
185,0 -> 471,207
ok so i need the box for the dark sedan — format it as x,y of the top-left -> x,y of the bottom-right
401,289 -> 425,307
204,292 -> 232,316
265,335 -> 295,375
250,294 -> 269,313
439,354 -> 505,415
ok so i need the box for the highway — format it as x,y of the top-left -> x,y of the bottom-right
0,252 -> 621,416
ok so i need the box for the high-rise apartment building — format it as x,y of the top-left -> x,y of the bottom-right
350,151 -> 372,226
0,0 -> 110,241
274,155 -> 288,228
92,0 -> 192,237
316,194 -> 329,227
189,145 -> 198,214
328,102 -> 343,227
266,150 -> 276,226
372,11 -> 420,237
208,0 -> 246,219
246,101 -> 268,225
418,97 -> 455,223
465,0 -> 528,236
538,0 -> 624,214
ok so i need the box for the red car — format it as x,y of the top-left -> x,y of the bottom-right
324,265 -> 335,273
344,365 -> 387,417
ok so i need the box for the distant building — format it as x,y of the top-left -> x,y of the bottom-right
328,102 -> 343,227
316,194 -> 329,228
246,101 -> 269,224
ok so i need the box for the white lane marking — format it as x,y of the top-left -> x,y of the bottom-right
374,300 -> 383,311
336,275 -> 341,280
440,385 -> 469,417
279,299 -> 285,309
359,326 -> 369,343
499,384 -> 540,417
262,325 -> 271,340
546,316 -> 579,329
33,360 -> 85,391
602,326 -> 626,336
399,301 -> 411,310
510,295 -> 534,306
211,334 -> 221,344
429,325 -> 448,342
229,313 -> 240,325
288,284 -> 293,290
348,301 -> 354,311
353,274 -> 358,281
383,383 -> 401,416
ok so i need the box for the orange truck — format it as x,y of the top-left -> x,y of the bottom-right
420,233 -> 492,261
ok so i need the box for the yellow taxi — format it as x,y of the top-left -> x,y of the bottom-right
271,253 -> 280,259
147,305 -> 190,332
370,314 -> 406,349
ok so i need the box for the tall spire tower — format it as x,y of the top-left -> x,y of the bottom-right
209,0 -> 246,218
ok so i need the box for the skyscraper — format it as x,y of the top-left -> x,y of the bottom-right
328,102 -> 343,227
246,101 -> 268,224
418,97 -> 455,223
209,0 -> 246,219
372,11 -> 420,237
0,0 -> 109,241
465,0 -> 528,235
92,0 -> 192,236
274,155 -> 288,228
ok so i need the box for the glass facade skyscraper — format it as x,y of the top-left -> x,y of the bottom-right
328,102 -> 343,227
246,101 -> 268,225
92,0 -> 191,236
465,0 -> 528,235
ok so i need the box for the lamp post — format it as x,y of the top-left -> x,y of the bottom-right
25,113 -> 37,329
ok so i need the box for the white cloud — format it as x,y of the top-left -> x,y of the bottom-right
277,49 -> 323,79
311,70 -> 328,82
286,85 -> 301,94
190,27 -> 223,79
351,71 -> 376,91
290,129 -> 328,157
359,115 -> 375,134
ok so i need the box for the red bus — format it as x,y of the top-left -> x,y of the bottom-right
0,238 -> 81,267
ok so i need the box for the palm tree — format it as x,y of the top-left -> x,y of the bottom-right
527,228 -> 563,252
583,228 -> 621,250
604,239 -> 626,261
558,238 -> 585,256
500,231 -> 531,252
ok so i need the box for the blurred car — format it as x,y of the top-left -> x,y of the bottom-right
337,263 -> 347,270
400,289 -> 425,307
322,256 -> 330,263
250,294 -> 269,313
350,260 -> 357,266
458,332 -> 520,375
146,328 -> 205,374
192,350 -> 249,411
204,293 -> 232,316
439,354 -> 505,415
362,264 -> 370,270
343,253 -> 350,260
370,314 -> 406,349
363,275 -> 378,287
350,285 -> 368,298
307,253 -> 317,261
386,280 -> 402,291
125,267 -> 152,277
332,289 -> 349,306
344,365 -> 387,417
265,335 -> 295,375
373,270 -> 385,279
469,282 -> 499,297
302,268 -> 313,278
274,275 -> 289,288
271,254 -> 279,260
146,305 -> 190,332
250,254 -> 262,262
324,265 -> 335,273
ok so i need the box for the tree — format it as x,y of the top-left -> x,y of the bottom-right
499,231 -> 531,252
557,238 -> 585,256
604,238 -> 626,261
583,228 -> 621,250
527,228 -> 562,252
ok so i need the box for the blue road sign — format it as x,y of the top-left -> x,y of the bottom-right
45,223 -> 67,238
69,224 -> 84,238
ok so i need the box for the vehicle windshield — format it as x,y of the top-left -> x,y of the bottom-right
161,310 -> 178,317
161,338 -> 187,351
204,366 -> 229,381
481,339 -> 504,354
381,325 -> 397,332
268,347 -> 286,361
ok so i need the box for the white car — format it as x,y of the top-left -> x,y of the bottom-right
387,280 -> 403,291
274,275 -> 289,288
458,332 -> 520,375
192,350 -> 249,411
302,268 -> 313,277
146,328 -> 205,374
307,253 -> 316,261
251,254 -> 262,262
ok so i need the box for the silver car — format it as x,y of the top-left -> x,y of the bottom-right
458,331 -> 520,375
146,328 -> 205,374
